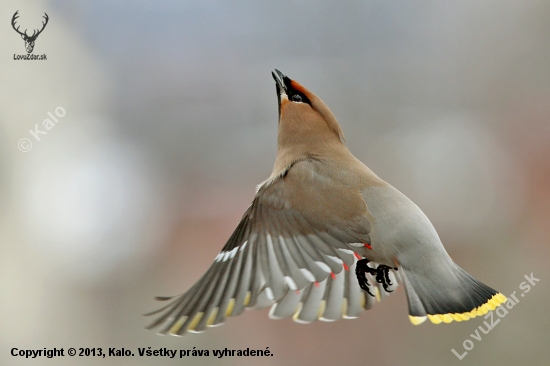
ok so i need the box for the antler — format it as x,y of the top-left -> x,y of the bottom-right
32,13 -> 49,38
11,10 -> 27,37
11,11 -> 49,39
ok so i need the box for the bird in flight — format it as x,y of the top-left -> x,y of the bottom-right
146,69 -> 506,335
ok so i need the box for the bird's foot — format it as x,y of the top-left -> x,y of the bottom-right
355,259 -> 394,296
375,265 -> 394,293
355,259 -> 378,296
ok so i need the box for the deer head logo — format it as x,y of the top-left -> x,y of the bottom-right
12,11 -> 49,54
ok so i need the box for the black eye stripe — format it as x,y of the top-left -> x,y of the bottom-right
280,75 -> 311,105
289,91 -> 311,105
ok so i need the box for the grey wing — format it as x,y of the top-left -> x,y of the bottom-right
145,160 -> 399,335
269,259 -> 400,323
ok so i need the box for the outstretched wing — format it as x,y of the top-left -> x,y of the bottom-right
146,159 -> 399,335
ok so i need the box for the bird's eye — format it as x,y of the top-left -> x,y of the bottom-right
291,94 -> 303,102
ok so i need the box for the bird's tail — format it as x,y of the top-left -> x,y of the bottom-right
397,262 -> 507,325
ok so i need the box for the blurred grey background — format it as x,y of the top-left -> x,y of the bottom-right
1,0 -> 549,365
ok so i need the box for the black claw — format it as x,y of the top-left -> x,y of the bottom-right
355,259 -> 377,297
355,259 -> 395,295
380,265 -> 394,293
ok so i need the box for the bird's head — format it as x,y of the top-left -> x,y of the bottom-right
271,70 -> 345,151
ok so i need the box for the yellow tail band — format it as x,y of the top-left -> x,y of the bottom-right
409,293 -> 507,325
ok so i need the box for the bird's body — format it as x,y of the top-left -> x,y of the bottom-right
147,70 -> 506,335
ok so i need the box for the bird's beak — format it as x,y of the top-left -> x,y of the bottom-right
272,69 -> 288,98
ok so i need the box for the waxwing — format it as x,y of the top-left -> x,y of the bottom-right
146,70 -> 506,335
